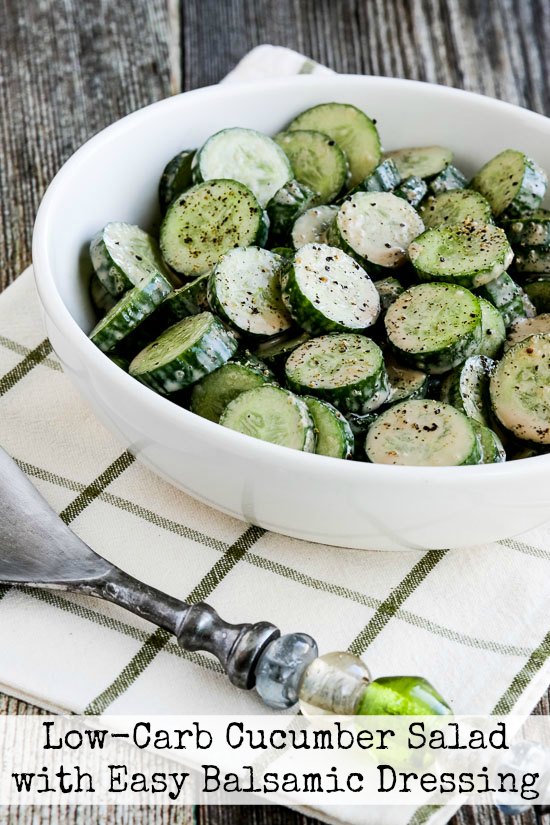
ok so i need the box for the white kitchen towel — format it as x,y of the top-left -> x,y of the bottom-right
1,46 -> 550,825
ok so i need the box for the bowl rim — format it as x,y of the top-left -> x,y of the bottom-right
32,73 -> 550,481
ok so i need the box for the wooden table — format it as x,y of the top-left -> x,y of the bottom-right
1,1 -> 549,823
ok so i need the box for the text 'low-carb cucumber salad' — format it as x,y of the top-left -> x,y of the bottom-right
87,103 -> 550,466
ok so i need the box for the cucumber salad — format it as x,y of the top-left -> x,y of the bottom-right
87,103 -> 550,466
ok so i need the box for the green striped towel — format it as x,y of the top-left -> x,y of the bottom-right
1,46 -> 550,825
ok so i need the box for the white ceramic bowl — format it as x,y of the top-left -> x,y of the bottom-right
33,75 -> 550,551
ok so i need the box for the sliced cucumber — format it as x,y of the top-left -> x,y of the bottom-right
208,247 -> 291,336
394,176 -> 428,209
281,242 -> 380,334
355,159 -> 401,193
419,190 -> 493,230
409,222 -> 513,288
477,272 -> 536,328
345,412 -> 378,439
501,210 -> 550,247
285,333 -> 390,414
525,278 -> 550,313
292,205 -> 338,249
271,247 -> 295,260
190,354 -> 275,423
287,102 -> 381,188
329,192 -> 424,269
255,329 -> 311,367
129,311 -> 238,394
159,149 -> 195,213
89,273 -> 116,316
194,128 -> 292,207
373,276 -> 405,312
303,397 -> 354,459
514,245 -> 550,275
160,180 -> 268,277
385,358 -> 428,405
385,283 -> 482,374
470,149 -> 548,218
428,165 -> 468,195
90,222 -> 174,297
478,297 -> 506,358
109,354 -> 130,371
384,146 -> 452,180
275,130 -> 348,204
439,355 -> 496,426
471,421 -> 506,463
489,333 -> 550,444
158,273 -> 209,323
266,179 -> 316,244
220,385 -> 316,452
89,272 -> 172,353
505,314 -> 550,351
365,399 -> 481,466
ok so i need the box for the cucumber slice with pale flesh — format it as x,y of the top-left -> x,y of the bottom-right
478,297 -> 506,358
159,150 -> 195,213
374,277 -> 405,312
525,279 -> 550,313
471,421 -> 506,463
190,355 -> 275,423
428,165 -> 468,195
514,245 -> 550,275
365,399 -> 481,466
194,128 -> 292,207
255,329 -> 311,367
477,272 -> 536,328
385,358 -> 428,405
304,397 -> 354,459
281,242 -> 381,334
89,273 -> 116,316
89,272 -> 172,353
384,146 -> 452,180
285,333 -> 390,414
266,179 -> 316,244
440,355 -> 496,426
385,283 -> 483,374
470,149 -> 547,218
504,314 -> 550,351
292,205 -> 338,249
490,333 -> 550,444
419,190 -> 493,230
409,222 -> 513,288
329,192 -> 424,269
160,179 -> 268,277
394,176 -> 428,208
287,103 -> 381,188
275,130 -> 348,204
158,273 -> 209,323
220,385 -> 316,452
90,222 -> 174,297
129,311 -> 238,394
501,210 -> 550,247
208,247 -> 292,336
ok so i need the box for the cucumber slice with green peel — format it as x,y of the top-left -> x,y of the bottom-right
365,399 -> 482,466
160,180 -> 268,277
129,311 -> 238,394
385,358 -> 428,405
477,272 -> 536,328
385,283 -> 483,374
270,247 -> 294,259
478,297 -> 506,358
281,242 -> 381,334
471,421 -> 506,463
90,222 -> 174,297
384,146 -> 453,180
158,273 -> 210,323
489,333 -> 550,444
89,272 -> 173,353
428,165 -> 468,195
190,355 -> 275,423
255,329 -> 311,367
470,149 -> 548,218
394,176 -> 428,209
303,397 -> 354,459
194,128 -> 292,207
439,355 -> 496,426
285,333 -> 390,414
266,179 -> 316,244
514,245 -> 550,275
329,192 -> 425,270
287,102 -> 381,188
89,273 -> 116,316
208,247 -> 292,336
354,159 -> 401,194
501,210 -> 550,247
159,149 -> 195,213
373,276 -> 405,312
419,190 -> 493,230
345,412 -> 378,438
525,278 -> 550,313
220,385 -> 316,452
275,130 -> 348,204
504,314 -> 550,351
292,205 -> 338,249
409,222 -> 513,288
